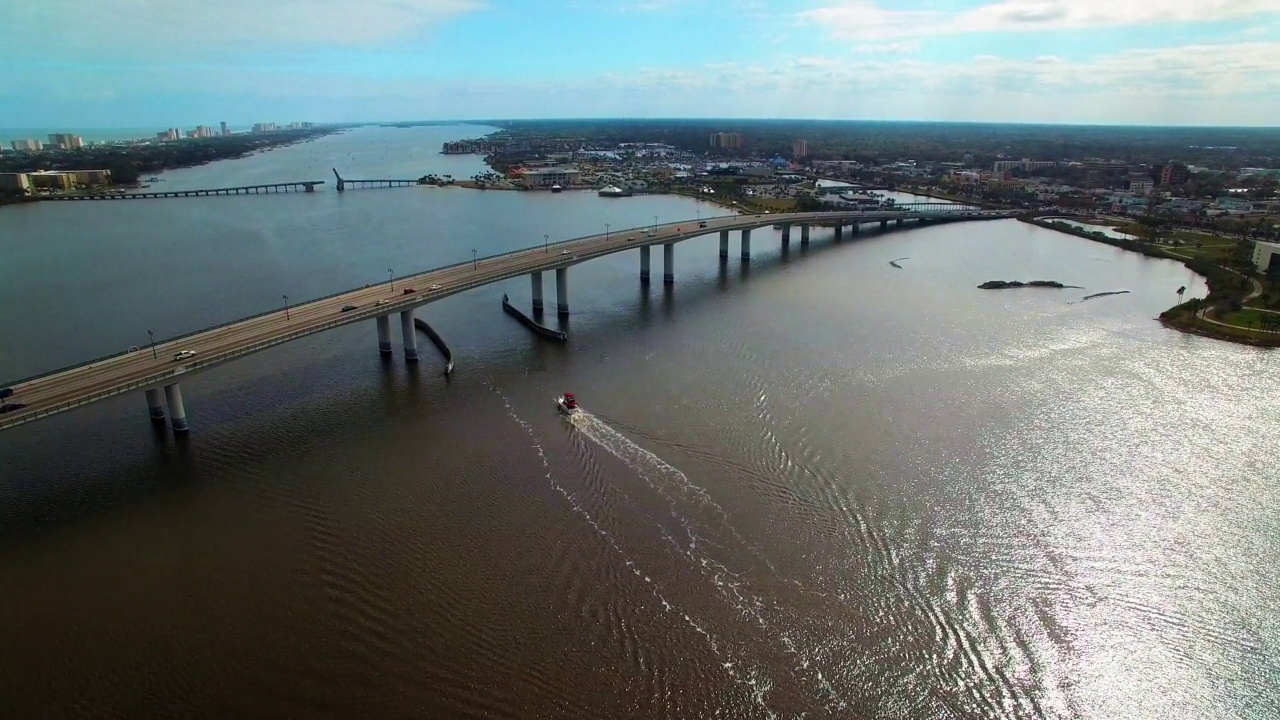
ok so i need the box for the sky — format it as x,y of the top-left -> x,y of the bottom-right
3,0 -> 1280,128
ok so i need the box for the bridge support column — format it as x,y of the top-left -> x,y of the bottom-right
531,271 -> 544,311
663,243 -> 675,284
719,230 -> 729,258
851,222 -> 860,233
556,268 -> 569,316
741,229 -> 752,261
896,218 -> 904,227
801,225 -> 810,245
781,224 -> 791,244
400,310 -> 419,362
835,225 -> 843,241
163,383 -> 188,433
640,245 -> 651,282
376,314 -> 392,355
880,220 -> 889,229
145,388 -> 166,423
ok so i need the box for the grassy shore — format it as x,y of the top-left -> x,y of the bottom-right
1026,216 -> 1279,348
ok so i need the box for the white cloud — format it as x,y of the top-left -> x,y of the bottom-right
852,41 -> 921,53
803,0 -> 1280,40
1,0 -> 484,50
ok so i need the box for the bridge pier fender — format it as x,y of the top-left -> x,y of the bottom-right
800,225 -> 810,245
400,310 -> 419,362
640,245 -> 651,282
719,230 -> 729,258
145,388 -> 166,423
376,314 -> 392,355
663,243 -> 675,284
556,267 -> 570,316
531,271 -> 544,311
163,383 -> 188,433
741,228 -> 752,261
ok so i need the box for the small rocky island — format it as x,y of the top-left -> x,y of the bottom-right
978,280 -> 1082,290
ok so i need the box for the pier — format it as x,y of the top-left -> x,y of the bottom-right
332,169 -> 419,192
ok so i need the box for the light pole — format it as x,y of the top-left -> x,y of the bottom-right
388,268 -> 394,290
282,294 -> 290,320
544,233 -> 549,254
147,330 -> 157,359
696,209 -> 701,222
472,249 -> 477,269
605,223 -> 611,242
653,215 -> 658,234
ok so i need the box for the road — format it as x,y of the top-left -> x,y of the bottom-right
0,208 -> 1012,430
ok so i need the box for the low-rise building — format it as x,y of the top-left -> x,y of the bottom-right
27,170 -> 74,190
1253,241 -> 1280,273
1129,179 -> 1154,194
520,167 -> 581,188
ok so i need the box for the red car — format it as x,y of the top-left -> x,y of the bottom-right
403,288 -> 416,295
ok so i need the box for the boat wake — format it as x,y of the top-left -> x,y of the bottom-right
565,407 -> 852,714
484,384 -> 784,718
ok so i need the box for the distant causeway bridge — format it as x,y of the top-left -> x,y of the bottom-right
0,206 -> 1015,434
43,181 -> 326,200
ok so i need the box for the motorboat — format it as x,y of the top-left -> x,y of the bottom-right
556,392 -> 580,415
550,184 -> 563,193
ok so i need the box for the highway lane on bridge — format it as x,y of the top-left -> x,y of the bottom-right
0,209 -> 1010,430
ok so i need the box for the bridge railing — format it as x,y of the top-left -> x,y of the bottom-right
3,208 -> 995,388
0,368 -> 184,430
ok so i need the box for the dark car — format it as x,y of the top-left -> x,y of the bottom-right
402,288 -> 415,295
0,388 -> 12,400
340,304 -> 359,312
0,402 -> 27,413
698,222 -> 707,228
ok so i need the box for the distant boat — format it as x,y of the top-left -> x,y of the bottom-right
598,185 -> 631,197
550,184 -> 563,193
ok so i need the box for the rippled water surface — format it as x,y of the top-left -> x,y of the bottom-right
1,127 -> 1277,719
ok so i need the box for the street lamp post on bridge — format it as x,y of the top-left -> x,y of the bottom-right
388,268 -> 394,290
283,294 -> 290,320
147,330 -> 157,360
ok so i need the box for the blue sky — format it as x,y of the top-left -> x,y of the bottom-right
3,0 -> 1280,128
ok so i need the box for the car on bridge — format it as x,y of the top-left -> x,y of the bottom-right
402,288 -> 415,295
428,284 -> 442,291
0,402 -> 26,414
172,350 -> 197,361
375,299 -> 389,306
340,304 -> 359,312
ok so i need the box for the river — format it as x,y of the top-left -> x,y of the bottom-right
0,125 -> 1276,719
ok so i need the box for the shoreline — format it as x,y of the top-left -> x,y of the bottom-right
1024,215 -> 1278,348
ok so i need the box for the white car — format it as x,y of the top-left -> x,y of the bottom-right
375,299 -> 389,306
560,249 -> 571,255
428,284 -> 442,291
172,350 -> 196,362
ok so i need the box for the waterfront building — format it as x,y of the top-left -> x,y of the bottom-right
26,170 -> 74,190
11,138 -> 42,152
521,167 -> 582,188
0,172 -> 31,193
220,121 -> 229,136
252,122 -> 278,133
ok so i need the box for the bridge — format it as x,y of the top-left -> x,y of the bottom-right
332,168 -> 419,191
0,206 -> 1014,434
42,181 -> 325,200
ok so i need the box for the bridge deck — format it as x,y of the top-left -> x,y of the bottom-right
43,181 -> 325,200
0,208 -> 1013,430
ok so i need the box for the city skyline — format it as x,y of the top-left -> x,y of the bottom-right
3,0 -> 1280,126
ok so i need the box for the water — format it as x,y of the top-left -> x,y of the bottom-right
1,126 -> 1276,719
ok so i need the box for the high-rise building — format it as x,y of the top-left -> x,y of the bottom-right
1160,162 -> 1189,186
47,133 -> 84,149
792,139 -> 809,158
252,122 -> 278,133
10,139 -> 42,152
709,132 -> 743,150
220,121 -> 229,136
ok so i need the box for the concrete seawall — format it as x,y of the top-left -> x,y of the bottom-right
502,294 -> 568,341
412,318 -> 454,375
